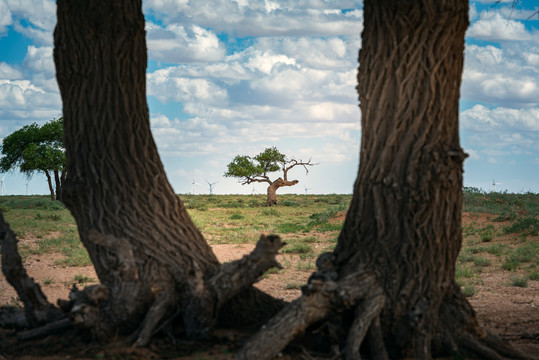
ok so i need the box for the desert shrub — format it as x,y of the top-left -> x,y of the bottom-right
504,216 -> 539,236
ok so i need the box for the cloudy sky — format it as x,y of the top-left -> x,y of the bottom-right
0,0 -> 537,196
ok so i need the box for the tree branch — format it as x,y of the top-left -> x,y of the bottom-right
282,158 -> 318,181
209,235 -> 284,306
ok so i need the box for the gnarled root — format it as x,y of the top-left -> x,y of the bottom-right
236,255 -> 381,360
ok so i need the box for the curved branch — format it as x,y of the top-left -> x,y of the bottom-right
282,158 -> 318,181
242,176 -> 272,185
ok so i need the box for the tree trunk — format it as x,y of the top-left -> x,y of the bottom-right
266,178 -> 298,206
53,170 -> 62,202
53,0 -> 282,344
239,1 -> 529,359
43,170 -> 55,201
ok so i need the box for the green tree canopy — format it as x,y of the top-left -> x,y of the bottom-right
0,118 -> 66,200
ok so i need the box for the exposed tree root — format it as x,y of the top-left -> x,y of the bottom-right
17,318 -> 72,341
236,255 -> 380,360
344,292 -> 385,360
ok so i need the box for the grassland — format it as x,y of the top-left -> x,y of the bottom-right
0,188 -> 537,297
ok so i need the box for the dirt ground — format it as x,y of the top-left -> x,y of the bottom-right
0,213 -> 538,359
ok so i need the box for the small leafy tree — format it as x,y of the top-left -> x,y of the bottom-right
0,118 -> 66,201
225,147 -> 316,205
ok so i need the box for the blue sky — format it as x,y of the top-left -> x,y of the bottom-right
0,0 -> 537,196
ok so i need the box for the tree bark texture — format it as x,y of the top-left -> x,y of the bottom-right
53,0 -> 282,342
240,1 -> 530,359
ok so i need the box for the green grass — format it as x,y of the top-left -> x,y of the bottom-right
502,242 -> 539,271
509,275 -> 529,288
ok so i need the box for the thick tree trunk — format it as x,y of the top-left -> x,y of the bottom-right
239,1 -> 529,359
266,178 -> 298,206
53,0 -> 282,344
43,170 -> 55,201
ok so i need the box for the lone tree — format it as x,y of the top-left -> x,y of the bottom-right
0,0 -> 530,359
224,147 -> 316,205
0,118 -> 66,201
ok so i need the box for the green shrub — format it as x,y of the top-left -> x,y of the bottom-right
504,217 -> 539,236
229,213 -> 244,220
509,276 -> 528,288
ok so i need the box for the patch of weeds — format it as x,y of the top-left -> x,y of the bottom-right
43,278 -> 54,285
479,224 -> 496,242
528,270 -> 539,281
461,285 -> 477,297
302,236 -> 317,243
220,202 -> 245,208
285,282 -> 304,290
509,275 -> 528,288
503,242 -> 539,271
7,297 -> 23,308
229,213 -> 244,220
261,208 -> 280,217
57,246 -> 92,267
276,222 -> 305,234
504,216 -> 539,236
34,212 -> 62,221
473,256 -> 491,267
483,243 -> 508,256
280,201 -> 300,207
296,260 -> 316,271
455,264 -> 475,279
281,256 -> 292,269
74,274 -> 96,284
282,242 -> 312,254
262,267 -> 283,279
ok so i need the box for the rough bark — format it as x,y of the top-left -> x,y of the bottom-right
52,0 -> 283,344
239,1 -> 531,359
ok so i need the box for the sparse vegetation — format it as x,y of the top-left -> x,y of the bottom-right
1,191 -> 537,313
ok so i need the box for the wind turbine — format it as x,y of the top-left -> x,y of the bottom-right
25,182 -> 29,196
0,175 -> 6,196
492,179 -> 503,192
304,185 -> 311,195
191,178 -> 201,195
251,185 -> 258,195
205,179 -> 218,195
